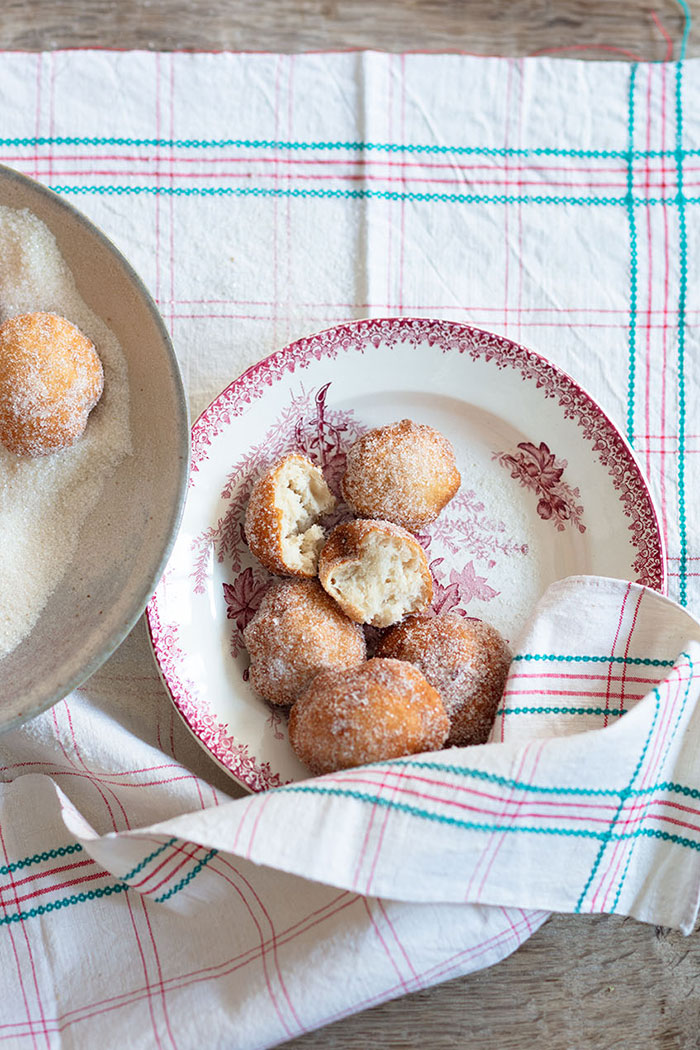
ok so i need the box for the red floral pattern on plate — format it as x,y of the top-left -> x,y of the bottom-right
494,441 -> 586,534
419,492 -> 530,561
430,558 -> 500,613
223,569 -> 270,654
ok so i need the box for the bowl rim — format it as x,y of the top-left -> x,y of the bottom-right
0,164 -> 190,733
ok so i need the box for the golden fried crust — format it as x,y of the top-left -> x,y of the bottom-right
320,517 -> 415,566
244,456 -> 296,574
377,613 -> 511,746
0,312 -> 104,456
244,452 -> 333,576
317,518 -> 433,627
243,578 -> 366,706
288,657 -> 449,774
341,419 -> 461,532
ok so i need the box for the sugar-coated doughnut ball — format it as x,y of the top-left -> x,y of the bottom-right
341,419 -> 461,532
0,312 -> 104,456
318,518 -> 433,629
377,613 -> 511,746
243,578 -> 366,707
288,657 -> 449,774
244,452 -> 336,577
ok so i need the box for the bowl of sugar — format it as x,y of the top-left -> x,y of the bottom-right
0,165 -> 188,731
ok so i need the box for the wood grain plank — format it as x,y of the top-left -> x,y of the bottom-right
280,913 -> 700,1050
0,0 -> 695,59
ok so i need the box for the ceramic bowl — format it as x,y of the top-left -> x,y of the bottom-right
0,165 -> 189,732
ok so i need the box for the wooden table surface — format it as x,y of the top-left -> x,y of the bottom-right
3,3 -> 699,1048
0,0 -> 696,59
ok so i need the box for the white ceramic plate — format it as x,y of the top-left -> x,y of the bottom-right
0,166 -> 189,732
146,317 -> 665,792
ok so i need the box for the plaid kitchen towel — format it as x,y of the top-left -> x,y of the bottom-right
1,48 -> 700,1049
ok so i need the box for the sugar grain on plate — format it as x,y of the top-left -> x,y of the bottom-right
0,206 -> 131,658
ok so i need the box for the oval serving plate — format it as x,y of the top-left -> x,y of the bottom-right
146,317 -> 665,792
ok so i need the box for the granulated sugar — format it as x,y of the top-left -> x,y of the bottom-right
0,205 -> 131,658
341,419 -> 460,532
243,577 -> 366,705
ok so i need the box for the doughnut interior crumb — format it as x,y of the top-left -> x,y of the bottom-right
275,457 -> 336,574
324,530 -> 429,628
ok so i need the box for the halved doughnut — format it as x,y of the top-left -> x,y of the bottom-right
318,519 -> 433,628
244,453 -> 336,576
